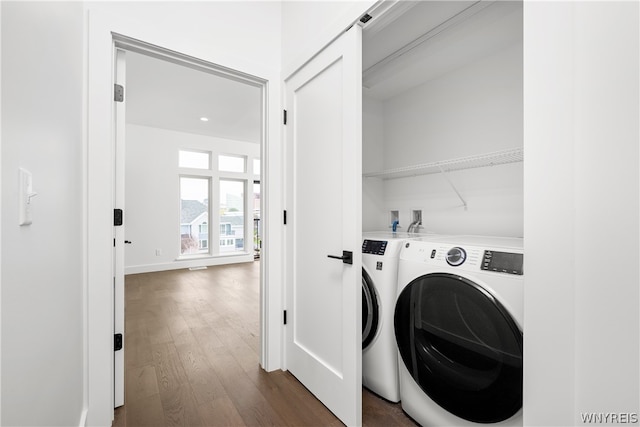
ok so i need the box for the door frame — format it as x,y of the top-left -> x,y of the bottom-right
85,8 -> 283,426
113,47 -> 126,409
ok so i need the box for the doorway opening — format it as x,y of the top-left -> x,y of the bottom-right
112,34 -> 267,411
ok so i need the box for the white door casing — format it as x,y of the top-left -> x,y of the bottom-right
113,48 -> 126,408
284,25 -> 363,426
87,9 -> 282,425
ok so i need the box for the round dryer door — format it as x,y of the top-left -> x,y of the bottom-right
362,268 -> 379,349
394,273 -> 523,423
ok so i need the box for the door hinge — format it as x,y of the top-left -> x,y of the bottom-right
360,13 -> 373,24
283,310 -> 287,325
114,84 -> 124,102
114,208 -> 123,226
283,109 -> 287,125
283,210 -> 287,225
114,333 -> 123,351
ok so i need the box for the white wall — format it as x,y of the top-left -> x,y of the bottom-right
89,1 -> 282,76
573,4 -> 639,421
282,0 -> 376,77
0,4 -> 3,422
524,1 -> 639,425
125,124 -> 260,274
362,95 -> 387,231
1,2 -> 85,425
365,43 -> 523,236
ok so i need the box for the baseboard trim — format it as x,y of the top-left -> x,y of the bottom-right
125,254 -> 254,275
78,407 -> 88,427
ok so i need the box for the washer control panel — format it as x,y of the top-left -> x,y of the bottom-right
482,250 -> 523,275
362,239 -> 387,255
401,240 -> 524,275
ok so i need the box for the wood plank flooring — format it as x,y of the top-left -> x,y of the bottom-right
113,261 -> 417,427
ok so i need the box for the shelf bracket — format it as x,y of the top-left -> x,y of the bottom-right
437,165 -> 468,210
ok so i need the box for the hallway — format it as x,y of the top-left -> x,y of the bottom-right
114,262 -> 415,426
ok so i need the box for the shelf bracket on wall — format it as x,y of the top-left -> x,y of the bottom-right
437,165 -> 467,210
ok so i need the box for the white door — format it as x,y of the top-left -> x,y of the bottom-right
113,48 -> 126,408
285,25 -> 363,426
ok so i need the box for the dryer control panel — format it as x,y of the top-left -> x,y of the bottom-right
401,240 -> 524,276
362,239 -> 387,255
482,251 -> 523,275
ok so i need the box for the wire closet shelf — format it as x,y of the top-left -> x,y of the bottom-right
362,147 -> 524,180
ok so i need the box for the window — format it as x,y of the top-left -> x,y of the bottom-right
199,221 -> 208,234
180,177 -> 209,255
220,239 -> 234,247
179,150 -> 210,169
179,149 -> 256,257
219,180 -> 244,253
198,222 -> 209,250
220,223 -> 232,236
219,154 -> 246,173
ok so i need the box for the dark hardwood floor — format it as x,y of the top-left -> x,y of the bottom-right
113,261 -> 417,427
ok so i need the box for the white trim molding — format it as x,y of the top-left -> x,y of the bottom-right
85,6 -> 283,425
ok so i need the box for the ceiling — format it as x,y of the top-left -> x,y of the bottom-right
125,51 -> 262,143
125,1 -> 522,135
362,1 -> 523,100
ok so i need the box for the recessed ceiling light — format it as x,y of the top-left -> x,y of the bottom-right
200,117 -> 209,122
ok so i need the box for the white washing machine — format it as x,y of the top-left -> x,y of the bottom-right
395,235 -> 524,426
362,231 -> 427,402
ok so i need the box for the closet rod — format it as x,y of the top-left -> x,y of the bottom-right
362,147 -> 523,180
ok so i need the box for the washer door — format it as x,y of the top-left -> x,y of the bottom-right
394,273 -> 523,423
362,268 -> 379,349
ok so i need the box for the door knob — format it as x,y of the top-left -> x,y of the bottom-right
327,250 -> 353,265
124,240 -> 132,244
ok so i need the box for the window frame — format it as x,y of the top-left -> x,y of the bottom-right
177,146 -> 260,260
179,175 -> 212,257
179,149 -> 212,170
218,178 -> 247,254
218,153 -> 247,173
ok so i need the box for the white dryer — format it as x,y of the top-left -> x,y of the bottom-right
395,235 -> 524,426
362,231 -> 426,402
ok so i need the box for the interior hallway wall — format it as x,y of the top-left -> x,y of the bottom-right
0,4 -> 3,423
1,2 -> 85,425
125,124 -> 260,274
524,2 -> 639,425
89,1 -> 282,77
281,0 -> 376,77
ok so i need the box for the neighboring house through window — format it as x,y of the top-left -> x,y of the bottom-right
180,196 -> 209,255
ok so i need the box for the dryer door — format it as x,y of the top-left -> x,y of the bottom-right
394,272 -> 523,423
362,268 -> 379,349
